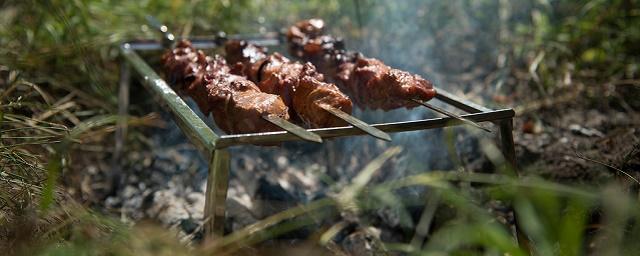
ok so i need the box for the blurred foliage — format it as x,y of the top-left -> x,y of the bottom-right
0,0 -> 352,114
0,68 -> 156,254
0,70 -> 67,221
506,0 -> 640,97
1,0 -> 638,106
10,148 -> 637,255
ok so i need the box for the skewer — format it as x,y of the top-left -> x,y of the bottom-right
319,104 -> 392,141
146,15 -> 175,47
411,99 -> 491,132
262,115 -> 323,143
148,16 -> 323,143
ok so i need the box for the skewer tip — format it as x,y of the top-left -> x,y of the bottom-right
262,115 -> 323,143
411,99 -> 491,133
320,104 -> 392,141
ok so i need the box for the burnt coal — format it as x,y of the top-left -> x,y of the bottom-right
254,176 -> 298,218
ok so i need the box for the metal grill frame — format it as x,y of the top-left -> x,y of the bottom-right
116,35 -> 518,239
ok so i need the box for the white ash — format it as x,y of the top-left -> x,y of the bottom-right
102,107 -> 480,246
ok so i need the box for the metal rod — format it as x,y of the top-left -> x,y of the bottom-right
433,89 -> 493,114
204,149 -> 230,238
120,44 -> 219,155
262,115 -> 323,143
215,109 -> 514,148
114,59 -> 130,165
497,119 -> 531,252
320,104 -> 391,141
122,32 -> 282,51
146,15 -> 175,47
499,119 -> 517,174
411,99 -> 491,132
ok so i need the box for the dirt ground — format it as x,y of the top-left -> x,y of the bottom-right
512,87 -> 639,186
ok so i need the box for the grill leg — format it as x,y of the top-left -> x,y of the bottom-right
498,119 -> 517,173
111,60 -> 130,192
498,119 -> 531,253
115,60 -> 130,163
204,149 -> 231,238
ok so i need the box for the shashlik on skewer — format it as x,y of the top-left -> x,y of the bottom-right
287,19 -> 489,132
286,19 -> 437,111
161,40 -> 290,134
224,40 -> 353,128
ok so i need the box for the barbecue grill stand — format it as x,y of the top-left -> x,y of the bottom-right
116,35 -> 521,243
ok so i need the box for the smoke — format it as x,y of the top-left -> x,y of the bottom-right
313,0 -> 505,177
161,0 -> 505,191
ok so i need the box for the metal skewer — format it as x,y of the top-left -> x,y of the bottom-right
262,115 -> 323,143
146,15 -> 175,47
320,104 -> 392,141
411,99 -> 491,132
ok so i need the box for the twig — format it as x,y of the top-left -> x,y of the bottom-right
514,88 -> 580,115
609,79 -> 640,87
574,150 -> 640,185
529,51 -> 547,96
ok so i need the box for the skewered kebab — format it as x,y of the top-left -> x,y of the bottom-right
224,40 -> 353,129
287,19 -> 490,132
286,19 -> 437,111
225,40 -> 392,140
161,40 -> 291,134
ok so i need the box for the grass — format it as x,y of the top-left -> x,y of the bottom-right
1,0 -> 639,255
11,147 -> 637,255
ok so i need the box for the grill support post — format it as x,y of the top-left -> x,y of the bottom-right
499,119 -> 517,172
204,149 -> 231,237
115,60 -> 130,163
111,59 -> 131,194
498,119 -> 531,253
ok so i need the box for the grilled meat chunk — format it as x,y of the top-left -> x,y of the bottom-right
225,40 -> 353,128
162,40 -> 203,91
286,19 -> 350,79
287,19 -> 326,42
337,57 -> 436,110
286,19 -> 437,110
293,76 -> 354,127
224,39 -> 268,80
161,40 -> 289,134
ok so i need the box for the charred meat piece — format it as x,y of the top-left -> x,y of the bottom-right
161,40 -> 289,134
224,40 -> 268,80
293,76 -> 354,127
287,19 -> 331,58
287,19 -> 326,43
203,55 -> 290,134
286,19 -> 351,79
225,40 -> 353,128
161,40 -> 203,91
286,19 -> 437,110
337,57 -> 436,110
161,40 -> 211,113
